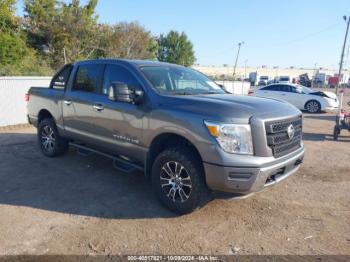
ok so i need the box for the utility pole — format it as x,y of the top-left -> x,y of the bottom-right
336,16 -> 350,95
241,59 -> 248,94
311,63 -> 317,88
233,41 -> 244,80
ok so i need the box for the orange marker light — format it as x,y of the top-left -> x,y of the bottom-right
205,123 -> 219,137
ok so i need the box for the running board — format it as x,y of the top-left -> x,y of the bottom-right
77,147 -> 93,157
70,142 -> 143,173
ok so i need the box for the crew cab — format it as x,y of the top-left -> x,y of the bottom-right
27,59 -> 305,214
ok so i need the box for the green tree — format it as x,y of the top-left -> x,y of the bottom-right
97,22 -> 158,60
0,48 -> 53,76
0,0 -> 26,66
24,0 -> 99,68
0,0 -> 52,75
0,32 -> 26,65
157,31 -> 195,66
0,0 -> 17,33
23,0 -> 57,51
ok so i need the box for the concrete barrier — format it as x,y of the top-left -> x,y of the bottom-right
0,77 -> 51,127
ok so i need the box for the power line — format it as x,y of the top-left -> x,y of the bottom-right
200,21 -> 342,61
270,22 -> 342,47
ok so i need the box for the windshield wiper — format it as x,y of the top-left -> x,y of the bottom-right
170,92 -> 194,95
198,91 -> 223,95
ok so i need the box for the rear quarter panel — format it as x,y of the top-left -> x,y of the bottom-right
27,87 -> 65,129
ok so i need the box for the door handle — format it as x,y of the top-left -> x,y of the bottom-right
64,99 -> 72,105
93,104 -> 104,111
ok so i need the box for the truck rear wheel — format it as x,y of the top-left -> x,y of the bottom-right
38,118 -> 68,157
151,147 -> 210,214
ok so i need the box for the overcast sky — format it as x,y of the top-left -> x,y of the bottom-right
16,0 -> 350,69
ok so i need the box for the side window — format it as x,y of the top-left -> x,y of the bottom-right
262,85 -> 278,91
72,64 -> 103,93
102,65 -> 140,95
50,65 -> 73,90
280,85 -> 291,92
290,86 -> 301,93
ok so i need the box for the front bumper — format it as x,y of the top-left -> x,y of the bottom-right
323,106 -> 338,112
204,146 -> 304,194
27,115 -> 38,127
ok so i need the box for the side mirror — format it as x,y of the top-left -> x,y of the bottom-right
108,82 -> 144,105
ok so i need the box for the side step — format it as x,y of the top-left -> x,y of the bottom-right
70,142 -> 143,173
77,147 -> 93,157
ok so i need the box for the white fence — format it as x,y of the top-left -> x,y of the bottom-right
216,80 -> 251,95
0,77 -> 51,127
0,77 -> 251,127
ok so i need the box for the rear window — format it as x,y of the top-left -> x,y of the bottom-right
50,65 -> 73,90
261,85 -> 279,91
280,77 -> 290,81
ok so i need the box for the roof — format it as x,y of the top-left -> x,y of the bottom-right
74,58 -> 179,68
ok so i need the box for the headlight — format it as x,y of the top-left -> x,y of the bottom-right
204,121 -> 253,155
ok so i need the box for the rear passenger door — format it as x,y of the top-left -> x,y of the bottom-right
258,85 -> 281,99
62,63 -> 104,144
275,84 -> 290,101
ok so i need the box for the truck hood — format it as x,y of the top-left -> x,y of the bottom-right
161,94 -> 301,122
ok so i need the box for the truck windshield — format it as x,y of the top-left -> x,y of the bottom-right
140,66 -> 225,95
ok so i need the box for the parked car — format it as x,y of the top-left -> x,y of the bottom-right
328,76 -> 338,88
258,76 -> 269,86
251,83 -> 339,113
277,76 -> 290,83
27,59 -> 305,214
314,73 -> 327,87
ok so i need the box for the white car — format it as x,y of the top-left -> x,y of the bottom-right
258,76 -> 269,86
251,83 -> 339,113
277,76 -> 290,83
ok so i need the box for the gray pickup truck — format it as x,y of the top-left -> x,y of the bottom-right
27,59 -> 304,214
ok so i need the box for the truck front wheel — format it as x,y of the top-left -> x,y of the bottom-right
151,147 -> 210,214
38,118 -> 68,157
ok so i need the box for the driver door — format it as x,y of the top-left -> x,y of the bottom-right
90,64 -> 146,162
286,85 -> 306,109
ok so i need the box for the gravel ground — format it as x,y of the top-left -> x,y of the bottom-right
0,98 -> 349,256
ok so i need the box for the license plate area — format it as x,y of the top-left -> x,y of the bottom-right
265,167 -> 286,185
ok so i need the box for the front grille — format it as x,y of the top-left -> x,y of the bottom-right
265,116 -> 302,158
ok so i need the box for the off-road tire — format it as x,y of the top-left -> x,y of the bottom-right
38,118 -> 68,157
151,147 -> 210,214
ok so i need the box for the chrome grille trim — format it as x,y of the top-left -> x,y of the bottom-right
265,115 -> 303,158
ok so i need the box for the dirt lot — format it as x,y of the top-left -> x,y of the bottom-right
0,101 -> 349,255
